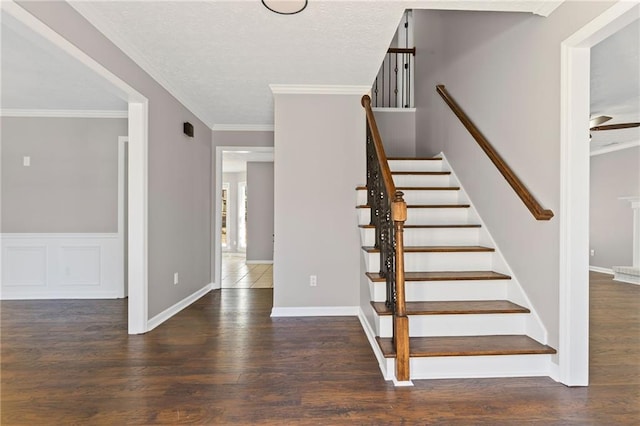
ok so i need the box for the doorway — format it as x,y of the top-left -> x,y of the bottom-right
559,1 -> 640,385
214,146 -> 274,289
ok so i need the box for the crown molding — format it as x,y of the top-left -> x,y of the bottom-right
0,109 -> 128,118
68,2 -> 214,128
531,1 -> 564,17
212,124 -> 274,132
591,139 -> 640,157
270,84 -> 371,95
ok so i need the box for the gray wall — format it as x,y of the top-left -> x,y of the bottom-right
273,92 -> 364,308
1,117 -> 126,233
221,171 -> 246,253
19,1 -> 213,318
247,162 -> 274,262
372,109 -> 416,157
590,147 -> 640,269
413,2 -> 614,349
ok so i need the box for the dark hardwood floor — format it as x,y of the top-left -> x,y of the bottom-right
1,271 -> 638,424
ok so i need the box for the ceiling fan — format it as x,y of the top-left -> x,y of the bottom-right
590,115 -> 640,132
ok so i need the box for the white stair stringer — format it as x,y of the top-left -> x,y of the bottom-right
357,154 -> 553,382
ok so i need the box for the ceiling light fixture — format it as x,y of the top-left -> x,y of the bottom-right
261,0 -> 308,15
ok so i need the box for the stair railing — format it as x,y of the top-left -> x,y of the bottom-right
436,85 -> 554,221
361,94 -> 410,382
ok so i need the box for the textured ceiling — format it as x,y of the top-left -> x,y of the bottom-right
0,10 -> 127,112
69,1 -> 407,128
590,18 -> 640,152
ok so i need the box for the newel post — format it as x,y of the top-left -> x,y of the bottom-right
392,191 -> 410,382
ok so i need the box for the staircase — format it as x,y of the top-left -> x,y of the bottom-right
356,155 -> 556,384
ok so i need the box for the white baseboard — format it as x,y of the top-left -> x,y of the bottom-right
147,283 -> 212,332
358,307 -> 392,381
245,260 -> 273,264
270,306 -> 358,317
589,266 -> 614,275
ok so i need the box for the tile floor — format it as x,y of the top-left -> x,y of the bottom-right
221,253 -> 273,288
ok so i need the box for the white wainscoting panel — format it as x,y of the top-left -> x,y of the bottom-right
1,234 -> 124,299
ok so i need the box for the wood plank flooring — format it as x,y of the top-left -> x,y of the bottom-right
1,271 -> 638,424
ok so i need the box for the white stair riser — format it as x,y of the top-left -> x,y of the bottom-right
365,251 -> 494,273
369,280 -> 509,303
357,207 -> 471,226
357,189 -> 462,205
389,160 -> 444,172
405,354 -> 553,380
392,174 -> 452,187
376,313 -> 527,338
360,227 -> 481,247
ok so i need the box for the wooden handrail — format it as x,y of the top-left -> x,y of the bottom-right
362,95 -> 396,197
436,85 -> 554,221
387,47 -> 416,55
362,94 -> 410,382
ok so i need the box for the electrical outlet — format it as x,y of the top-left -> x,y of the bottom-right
590,249 -> 595,256
310,275 -> 317,287
174,272 -> 179,285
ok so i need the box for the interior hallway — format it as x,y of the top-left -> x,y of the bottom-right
221,253 -> 273,288
0,272 -> 637,424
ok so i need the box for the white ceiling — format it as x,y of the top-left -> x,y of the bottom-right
0,10 -> 127,112
590,18 -> 640,152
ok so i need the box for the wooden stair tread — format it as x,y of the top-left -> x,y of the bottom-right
359,224 -> 481,229
376,335 -> 556,358
366,271 -> 511,281
363,245 -> 494,253
387,157 -> 443,161
357,204 -> 470,209
357,186 -> 461,191
371,300 -> 529,316
391,171 -> 451,175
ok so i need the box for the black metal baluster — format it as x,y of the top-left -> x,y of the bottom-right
394,53 -> 398,108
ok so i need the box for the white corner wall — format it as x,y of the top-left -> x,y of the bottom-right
271,88 -> 366,312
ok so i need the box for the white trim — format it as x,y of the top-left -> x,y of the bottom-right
358,308 -> 392,381
270,306 -> 359,317
269,84 -> 371,96
590,140 -> 640,156
146,283 -> 213,332
372,108 -> 417,113
1,233 -> 118,239
212,124 -> 274,132
117,137 -> 128,299
68,2 -> 213,130
531,1 -> 565,17
589,266 -> 614,275
1,1 -> 149,335
0,109 -> 128,118
392,378 -> 414,387
559,1 -> 640,387
612,267 -> 640,285
245,260 -> 273,265
127,101 -> 149,334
